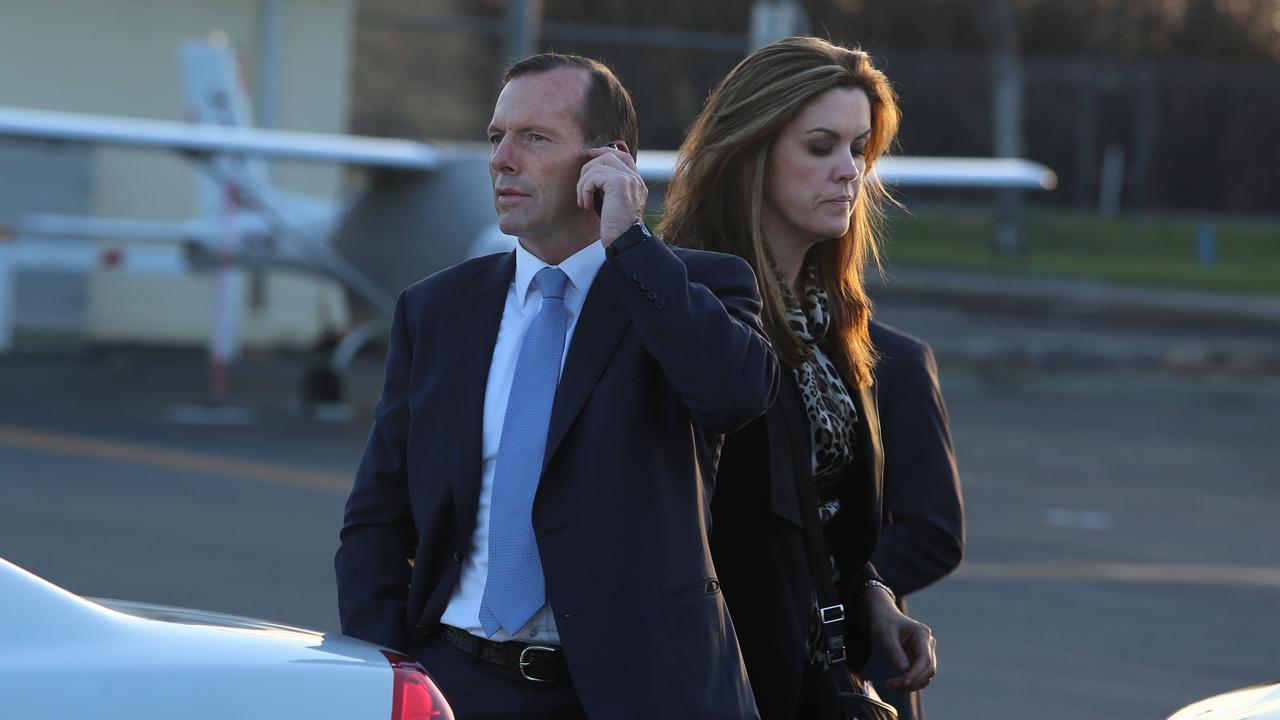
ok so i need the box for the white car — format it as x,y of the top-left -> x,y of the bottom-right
0,557 -> 453,719
1167,682 -> 1280,719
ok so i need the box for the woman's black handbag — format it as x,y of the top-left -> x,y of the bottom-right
796,465 -> 899,720
815,665 -> 899,720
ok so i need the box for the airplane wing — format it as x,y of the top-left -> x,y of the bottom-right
2,105 -> 1057,190
0,106 -> 445,171
634,150 -> 682,185
874,156 -> 1058,190
635,149 -> 1057,191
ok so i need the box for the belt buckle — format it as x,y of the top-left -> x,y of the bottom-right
518,645 -> 559,683
825,633 -> 847,665
820,603 -> 844,624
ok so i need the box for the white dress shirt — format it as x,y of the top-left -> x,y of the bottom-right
439,238 -> 607,643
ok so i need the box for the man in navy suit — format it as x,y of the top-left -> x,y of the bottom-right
863,320 -> 965,720
336,53 -> 778,719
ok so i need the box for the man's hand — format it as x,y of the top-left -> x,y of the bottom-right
577,145 -> 647,246
867,587 -> 937,691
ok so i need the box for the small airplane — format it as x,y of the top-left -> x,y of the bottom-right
0,35 -> 1057,407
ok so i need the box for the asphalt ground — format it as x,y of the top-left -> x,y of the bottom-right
871,266 -> 1280,376
2,306 -> 1278,719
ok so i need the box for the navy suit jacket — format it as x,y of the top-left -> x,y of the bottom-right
866,321 -> 963,600
336,227 -> 778,719
863,320 -> 964,720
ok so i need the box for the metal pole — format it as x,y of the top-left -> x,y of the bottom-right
503,0 -> 543,68
1128,62 -> 1157,213
990,0 -> 1026,258
1072,59 -> 1098,208
749,0 -> 810,51
256,0 -> 283,129
0,241 -> 15,352
1098,143 -> 1126,218
991,0 -> 1024,160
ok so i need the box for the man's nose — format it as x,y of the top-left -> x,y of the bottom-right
490,136 -> 517,174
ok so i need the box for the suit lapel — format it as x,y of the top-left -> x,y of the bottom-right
772,372 -> 882,534
857,384 -> 884,517
767,371 -> 809,529
542,275 -> 631,472
834,384 -> 884,555
449,252 -> 514,533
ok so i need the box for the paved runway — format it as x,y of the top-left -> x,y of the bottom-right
2,342 -> 1277,719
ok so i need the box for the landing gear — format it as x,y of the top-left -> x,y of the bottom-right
299,319 -> 385,420
301,364 -> 343,405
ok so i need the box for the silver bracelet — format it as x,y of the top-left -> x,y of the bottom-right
865,579 -> 897,603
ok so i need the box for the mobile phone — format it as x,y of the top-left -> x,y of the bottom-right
593,143 -> 623,216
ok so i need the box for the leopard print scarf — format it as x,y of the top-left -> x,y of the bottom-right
778,265 -> 860,521
774,263 -> 862,668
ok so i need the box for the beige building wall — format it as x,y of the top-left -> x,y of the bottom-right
0,0 -> 355,348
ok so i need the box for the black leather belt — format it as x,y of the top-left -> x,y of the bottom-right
435,624 -> 572,685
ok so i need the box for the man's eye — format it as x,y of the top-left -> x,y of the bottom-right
528,134 -> 547,143
488,134 -> 503,145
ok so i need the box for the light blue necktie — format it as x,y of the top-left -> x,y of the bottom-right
479,266 -> 569,637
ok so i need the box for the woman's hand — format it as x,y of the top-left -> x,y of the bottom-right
866,587 -> 937,691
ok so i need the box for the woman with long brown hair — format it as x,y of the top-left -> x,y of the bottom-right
660,37 -> 937,718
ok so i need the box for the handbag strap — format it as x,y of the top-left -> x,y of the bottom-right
785,383 -> 894,718
792,465 -> 860,688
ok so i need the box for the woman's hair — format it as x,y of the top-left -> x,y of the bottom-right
658,36 -> 900,389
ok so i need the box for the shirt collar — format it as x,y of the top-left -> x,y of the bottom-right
513,239 -> 607,307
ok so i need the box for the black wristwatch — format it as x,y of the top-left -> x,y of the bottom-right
606,221 -> 652,259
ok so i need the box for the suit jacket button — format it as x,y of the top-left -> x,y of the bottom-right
452,552 -> 462,563
655,299 -> 667,310
631,271 -> 643,282
646,291 -> 658,300
639,282 -> 650,291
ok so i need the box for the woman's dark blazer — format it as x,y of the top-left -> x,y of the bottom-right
710,366 -> 885,719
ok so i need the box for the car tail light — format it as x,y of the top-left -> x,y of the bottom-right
382,650 -> 454,720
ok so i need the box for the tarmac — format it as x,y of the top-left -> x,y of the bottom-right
869,264 -> 1280,376
11,262 -> 1280,380
3,263 -> 1279,720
